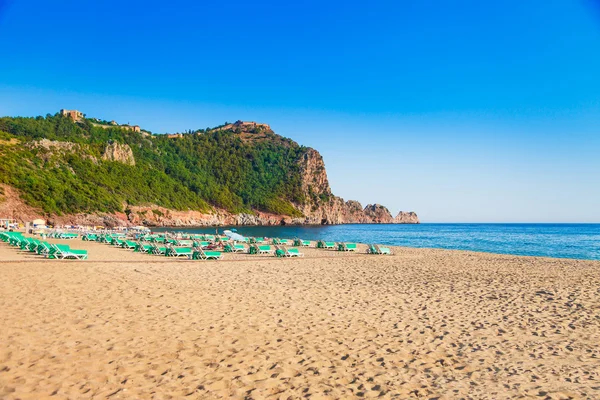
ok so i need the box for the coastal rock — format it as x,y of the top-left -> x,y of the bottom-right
363,204 -> 394,223
26,203 -> 421,228
102,142 -> 135,165
293,148 -> 418,224
394,211 -> 420,224
345,200 -> 363,212
294,148 -> 364,224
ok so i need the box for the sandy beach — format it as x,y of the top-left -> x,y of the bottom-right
1,238 -> 599,399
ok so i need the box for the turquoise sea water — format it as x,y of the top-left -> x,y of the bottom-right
154,224 -> 600,261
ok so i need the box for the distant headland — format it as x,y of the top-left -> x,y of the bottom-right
0,111 -> 419,227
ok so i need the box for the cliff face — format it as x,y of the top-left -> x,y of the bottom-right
102,142 -> 135,165
363,204 -> 395,223
292,148 -> 419,225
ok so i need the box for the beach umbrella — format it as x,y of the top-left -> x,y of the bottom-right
223,230 -> 245,242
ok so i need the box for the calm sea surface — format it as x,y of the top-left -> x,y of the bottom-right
154,224 -> 600,261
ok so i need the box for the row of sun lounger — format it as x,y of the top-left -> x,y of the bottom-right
80,233 -> 393,257
3,230 -> 392,261
93,235 -> 307,259
0,232 -> 89,259
133,244 -> 223,260
90,235 -> 224,260
46,232 -> 79,239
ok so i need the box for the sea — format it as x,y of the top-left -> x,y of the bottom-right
153,223 -> 600,261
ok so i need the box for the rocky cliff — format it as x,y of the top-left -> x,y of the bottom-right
290,148 -> 418,225
101,142 -> 135,165
394,211 -> 420,224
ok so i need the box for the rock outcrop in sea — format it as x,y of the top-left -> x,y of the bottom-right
393,211 -> 420,224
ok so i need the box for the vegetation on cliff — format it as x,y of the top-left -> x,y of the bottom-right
0,114 -> 306,217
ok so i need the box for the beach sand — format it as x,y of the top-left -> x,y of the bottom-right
0,239 -> 599,399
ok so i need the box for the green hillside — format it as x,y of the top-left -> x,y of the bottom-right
0,114 -> 307,217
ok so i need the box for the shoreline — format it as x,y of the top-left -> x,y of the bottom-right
6,226 -> 599,261
3,231 -> 600,262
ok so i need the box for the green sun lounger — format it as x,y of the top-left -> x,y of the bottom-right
191,248 -> 222,260
317,240 -> 336,249
17,237 -> 29,250
59,233 -> 79,239
215,236 -> 229,243
134,243 -> 153,253
8,233 -> 24,247
367,244 -> 392,255
36,241 -> 52,255
150,244 -> 167,255
224,243 -> 246,253
47,244 -> 88,260
120,240 -> 137,249
275,245 -> 303,257
293,238 -> 311,247
285,247 -> 303,257
338,243 -> 358,252
82,233 -> 98,241
19,238 -> 38,251
249,244 -> 273,255
165,247 -> 193,257
20,238 -> 35,251
4,232 -> 23,241
26,239 -> 41,252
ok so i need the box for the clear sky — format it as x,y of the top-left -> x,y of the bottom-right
1,0 -> 600,222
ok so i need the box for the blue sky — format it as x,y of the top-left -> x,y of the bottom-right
1,0 -> 600,222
